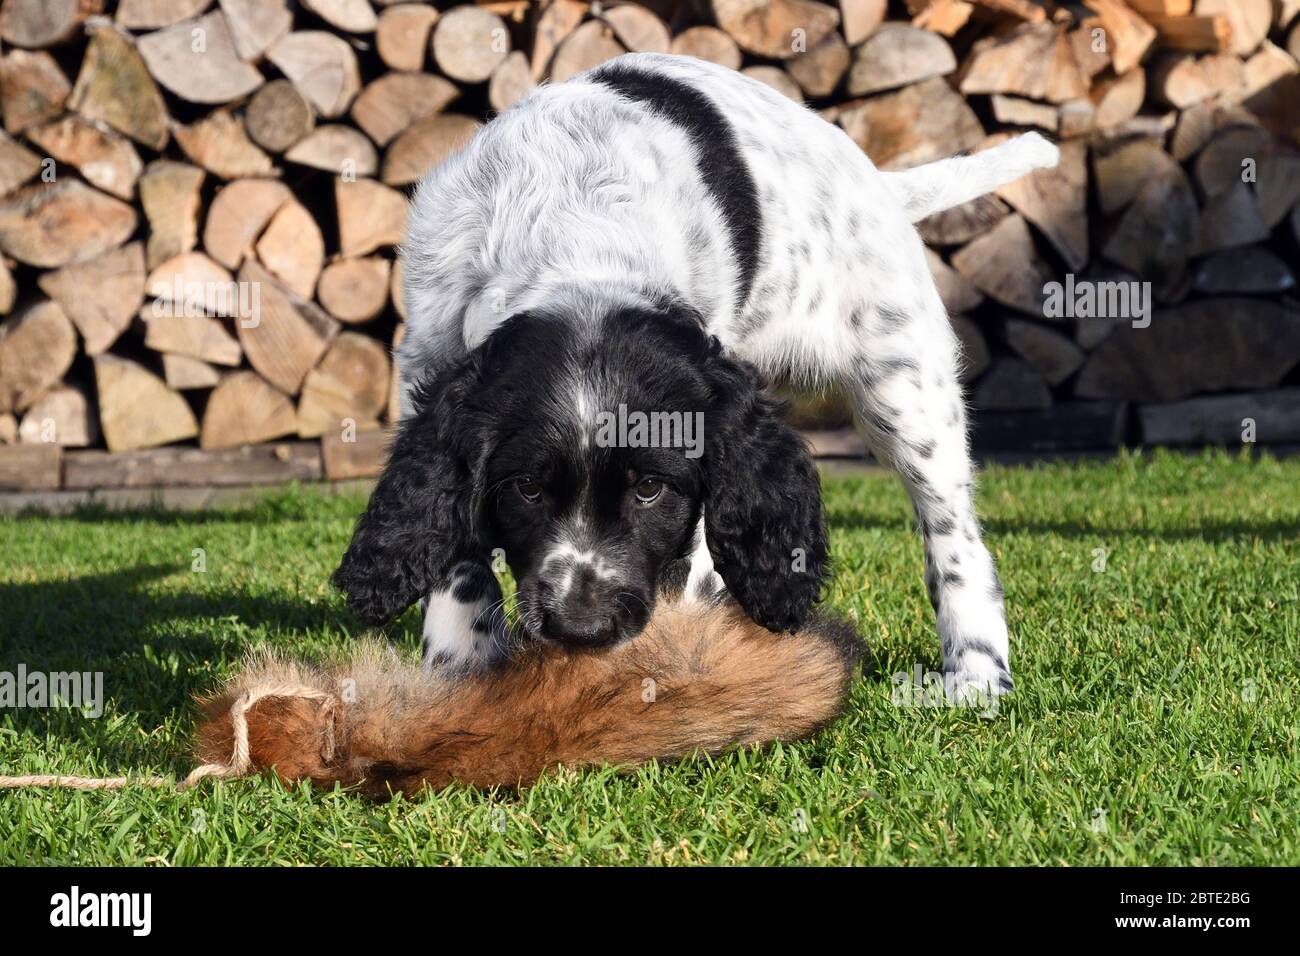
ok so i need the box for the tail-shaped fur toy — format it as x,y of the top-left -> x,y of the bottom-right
194,600 -> 863,797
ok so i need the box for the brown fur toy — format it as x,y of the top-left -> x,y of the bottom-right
194,600 -> 863,797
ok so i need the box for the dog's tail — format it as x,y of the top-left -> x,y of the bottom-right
882,132 -> 1061,223
194,601 -> 864,797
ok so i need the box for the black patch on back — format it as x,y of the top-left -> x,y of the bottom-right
592,62 -> 762,310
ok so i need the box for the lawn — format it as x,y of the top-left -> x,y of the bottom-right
0,449 -> 1296,866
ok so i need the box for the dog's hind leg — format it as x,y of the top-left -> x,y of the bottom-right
421,560 -> 507,672
844,290 -> 1012,703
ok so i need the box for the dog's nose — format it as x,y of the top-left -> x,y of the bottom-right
542,608 -> 617,645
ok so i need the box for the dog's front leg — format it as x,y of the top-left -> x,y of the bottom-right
421,560 -> 507,672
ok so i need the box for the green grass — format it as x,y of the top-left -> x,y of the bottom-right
0,449 -> 1296,865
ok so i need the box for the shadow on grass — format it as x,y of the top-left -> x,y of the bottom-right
0,562 -> 409,740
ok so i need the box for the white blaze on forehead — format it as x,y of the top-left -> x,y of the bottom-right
573,380 -> 597,451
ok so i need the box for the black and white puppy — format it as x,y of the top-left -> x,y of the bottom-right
334,53 -> 1059,700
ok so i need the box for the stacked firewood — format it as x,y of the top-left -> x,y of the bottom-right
1,0 -> 1299,494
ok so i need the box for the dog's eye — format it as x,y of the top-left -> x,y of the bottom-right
516,477 -> 542,502
634,477 -> 664,505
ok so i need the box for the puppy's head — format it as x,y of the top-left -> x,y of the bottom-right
333,303 -> 827,646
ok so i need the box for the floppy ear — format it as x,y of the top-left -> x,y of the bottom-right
332,357 -> 488,627
701,350 -> 828,633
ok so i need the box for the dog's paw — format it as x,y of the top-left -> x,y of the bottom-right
944,655 -> 1013,711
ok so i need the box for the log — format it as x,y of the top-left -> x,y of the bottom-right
200,370 -> 298,450
838,76 -> 984,171
951,214 -> 1055,316
1238,42 -> 1300,144
145,250 -> 241,321
138,160 -> 204,270
0,444 -> 60,490
1056,98 -> 1096,138
0,257 -> 13,315
63,441 -> 321,489
336,177 -> 407,257
0,130 -> 42,198
950,314 -> 989,382
1256,147 -> 1300,229
18,384 -> 96,447
916,195 -> 1009,246
300,0 -> 378,34
489,50 -> 537,112
36,242 -> 145,355
173,109 -> 275,179
1076,298 -> 1300,402
1126,0 -> 1192,13
94,353 -> 199,452
267,31 -> 362,119
321,427 -> 390,480
219,0 -> 293,62
255,200 -> 325,300
376,3 -> 439,72
532,0 -> 587,80
972,358 -> 1052,411
996,138 -> 1089,271
26,114 -> 142,200
432,6 -> 510,84
351,72 -> 459,146
1149,52 -> 1243,108
116,0 -> 209,30
0,300 -> 77,413
971,401 -> 1127,452
738,66 -> 799,101
1093,138 -> 1169,214
296,331 -> 390,438
846,24 -> 955,96
1195,123 -> 1275,198
284,124 -> 379,177
162,353 -> 220,390
390,261 -> 406,321
711,0 -> 841,61
1195,0 -> 1270,57
925,247 -> 984,314
67,22 -> 170,151
136,11 -> 265,105
787,29 -> 849,98
1140,388 -> 1300,445
960,22 -> 1089,104
909,0 -> 972,37
245,79 -> 316,154
381,113 -> 481,186
1002,319 -> 1085,386
0,180 -> 137,268
841,0 -> 886,45
143,310 -> 243,368
669,27 -> 743,70
603,4 -> 670,54
1148,14 -> 1232,53
236,259 -> 337,395
1091,69 -> 1145,129
991,95 -> 1059,132
1083,0 -> 1157,74
0,412 -> 15,444
0,0 -> 103,49
1101,157 -> 1198,301
1194,181 -> 1269,255
388,321 -> 405,419
1192,246 -> 1295,294
550,19 -> 625,83
203,179 -> 290,271
1070,18 -> 1111,81
318,256 -> 392,324
1,49 -> 71,134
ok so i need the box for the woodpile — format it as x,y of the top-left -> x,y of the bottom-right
3,0 -> 1300,495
